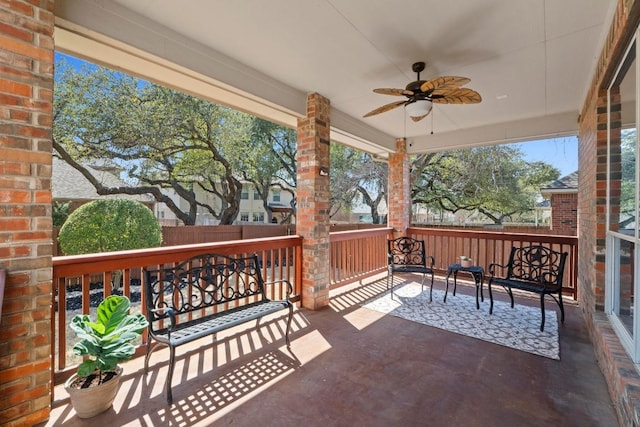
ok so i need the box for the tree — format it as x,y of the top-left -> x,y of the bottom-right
58,199 -> 162,255
239,119 -> 297,223
411,146 -> 559,224
54,57 -> 254,225
53,201 -> 70,227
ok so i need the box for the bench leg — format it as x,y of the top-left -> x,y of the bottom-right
428,271 -> 434,303
166,345 -> 176,405
558,291 -> 565,323
488,280 -> 494,314
144,337 -> 152,374
285,305 -> 293,347
539,294 -> 546,332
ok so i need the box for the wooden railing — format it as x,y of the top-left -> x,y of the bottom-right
51,235 -> 303,383
329,227 -> 393,289
51,226 -> 578,385
407,227 -> 578,299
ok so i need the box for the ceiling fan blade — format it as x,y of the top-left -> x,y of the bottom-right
363,100 -> 406,117
432,88 -> 482,104
373,88 -> 414,96
420,76 -> 471,92
410,111 -> 432,122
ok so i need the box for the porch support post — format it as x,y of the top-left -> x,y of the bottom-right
387,138 -> 411,237
0,1 -> 54,424
296,93 -> 331,310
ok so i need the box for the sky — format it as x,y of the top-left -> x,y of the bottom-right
509,136 -> 578,178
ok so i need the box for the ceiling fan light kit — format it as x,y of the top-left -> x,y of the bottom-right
405,99 -> 432,117
364,61 -> 481,122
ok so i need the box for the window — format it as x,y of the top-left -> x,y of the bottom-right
253,212 -> 264,222
253,190 -> 260,200
273,189 -> 281,202
240,212 -> 249,222
241,190 -> 249,200
606,36 -> 640,361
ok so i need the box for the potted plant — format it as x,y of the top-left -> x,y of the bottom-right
460,256 -> 473,268
64,295 -> 148,418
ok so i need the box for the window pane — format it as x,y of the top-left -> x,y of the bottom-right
616,239 -> 635,336
610,42 -> 636,232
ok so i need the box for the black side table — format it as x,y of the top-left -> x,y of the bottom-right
445,264 -> 485,310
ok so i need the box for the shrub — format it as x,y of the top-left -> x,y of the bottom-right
58,199 -> 162,255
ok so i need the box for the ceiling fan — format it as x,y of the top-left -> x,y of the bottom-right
363,61 -> 482,122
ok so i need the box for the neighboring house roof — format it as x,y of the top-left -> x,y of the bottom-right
52,157 -> 153,203
540,171 -> 578,196
536,199 -> 551,208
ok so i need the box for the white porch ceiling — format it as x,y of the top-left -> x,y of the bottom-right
54,0 -> 617,157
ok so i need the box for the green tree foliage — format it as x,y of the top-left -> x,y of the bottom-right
330,143 -> 388,224
412,145 -> 559,224
619,128 -> 637,228
53,57 -> 265,225
52,201 -> 70,227
58,199 -> 162,255
240,119 -> 297,223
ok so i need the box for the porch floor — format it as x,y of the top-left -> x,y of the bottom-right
43,274 -> 619,426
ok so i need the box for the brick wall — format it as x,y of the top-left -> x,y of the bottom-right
550,193 -> 578,235
0,1 -> 54,425
578,1 -> 640,425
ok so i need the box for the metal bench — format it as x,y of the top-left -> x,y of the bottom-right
143,253 -> 294,404
488,245 -> 568,331
387,236 -> 435,300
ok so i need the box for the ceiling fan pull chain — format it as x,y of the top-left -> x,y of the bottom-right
430,107 -> 434,135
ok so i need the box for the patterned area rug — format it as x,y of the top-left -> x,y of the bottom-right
362,283 -> 559,360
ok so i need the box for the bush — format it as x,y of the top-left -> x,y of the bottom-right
58,199 -> 162,255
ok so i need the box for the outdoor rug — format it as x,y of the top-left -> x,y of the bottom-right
362,283 -> 559,360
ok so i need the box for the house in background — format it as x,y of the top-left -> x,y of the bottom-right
51,156 -> 155,213
541,171 -> 578,236
52,157 -> 294,226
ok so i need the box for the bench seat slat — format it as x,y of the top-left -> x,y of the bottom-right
154,300 -> 290,346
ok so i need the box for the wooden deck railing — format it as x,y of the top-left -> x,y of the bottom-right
407,227 -> 578,299
329,227 -> 393,289
52,236 -> 303,383
51,226 -> 578,385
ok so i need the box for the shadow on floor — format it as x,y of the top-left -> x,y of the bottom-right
42,273 -> 619,427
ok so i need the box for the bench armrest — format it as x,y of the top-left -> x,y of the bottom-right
264,279 -> 294,299
150,307 -> 177,334
426,255 -> 435,268
488,262 -> 507,277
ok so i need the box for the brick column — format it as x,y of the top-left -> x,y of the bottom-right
387,138 -> 410,237
0,1 -> 54,425
296,93 -> 330,310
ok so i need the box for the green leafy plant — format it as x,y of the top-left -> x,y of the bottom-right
70,295 -> 148,381
58,199 -> 162,255
53,201 -> 71,227
460,256 -> 472,261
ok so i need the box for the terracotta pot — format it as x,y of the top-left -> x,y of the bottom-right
64,365 -> 122,418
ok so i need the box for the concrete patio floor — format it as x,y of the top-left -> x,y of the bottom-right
43,274 -> 619,426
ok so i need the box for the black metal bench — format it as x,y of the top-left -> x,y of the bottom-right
143,253 -> 294,404
387,236 -> 435,300
488,245 -> 568,332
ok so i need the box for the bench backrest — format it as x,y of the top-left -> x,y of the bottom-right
505,245 -> 568,287
388,237 -> 427,268
144,254 -> 266,322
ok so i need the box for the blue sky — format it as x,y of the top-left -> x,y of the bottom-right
510,136 -> 578,178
